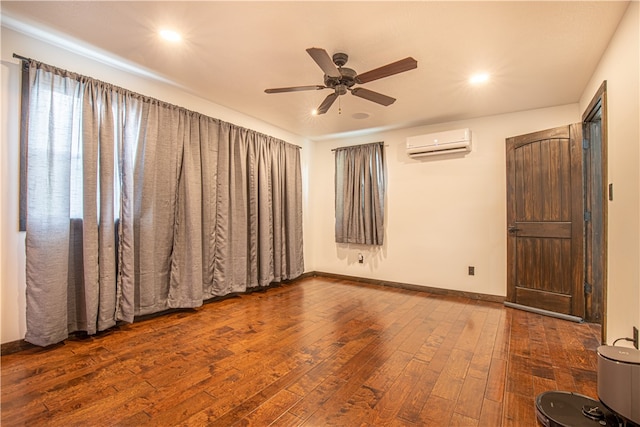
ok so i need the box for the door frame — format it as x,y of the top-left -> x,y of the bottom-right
582,80 -> 608,342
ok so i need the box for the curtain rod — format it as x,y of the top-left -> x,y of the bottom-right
13,53 -> 30,62
331,141 -> 385,152
12,52 -> 303,150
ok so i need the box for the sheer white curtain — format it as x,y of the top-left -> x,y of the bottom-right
23,60 -> 304,347
334,142 -> 385,245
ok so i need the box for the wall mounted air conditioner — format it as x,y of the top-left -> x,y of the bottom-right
406,128 -> 471,158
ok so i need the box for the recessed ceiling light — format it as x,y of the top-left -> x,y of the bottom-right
469,73 -> 490,84
159,29 -> 182,42
311,109 -> 319,116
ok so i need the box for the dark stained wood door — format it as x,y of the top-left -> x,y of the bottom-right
506,124 -> 584,317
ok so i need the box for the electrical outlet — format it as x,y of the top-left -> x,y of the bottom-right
468,266 -> 475,276
633,326 -> 639,349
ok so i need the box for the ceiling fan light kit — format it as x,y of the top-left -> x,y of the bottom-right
265,47 -> 417,115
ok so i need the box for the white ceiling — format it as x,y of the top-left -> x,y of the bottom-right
1,1 -> 630,141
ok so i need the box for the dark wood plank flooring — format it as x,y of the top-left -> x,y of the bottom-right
1,276 -> 602,426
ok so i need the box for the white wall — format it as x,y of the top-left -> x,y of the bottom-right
0,52 -> 25,345
579,2 -> 639,345
309,104 -> 579,297
0,27 -> 312,344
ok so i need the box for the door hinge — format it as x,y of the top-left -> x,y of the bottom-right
584,211 -> 591,222
583,138 -> 590,149
584,282 -> 593,294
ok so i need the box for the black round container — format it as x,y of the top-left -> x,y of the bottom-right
535,391 -> 619,427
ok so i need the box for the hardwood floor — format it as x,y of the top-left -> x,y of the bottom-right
1,276 -> 602,426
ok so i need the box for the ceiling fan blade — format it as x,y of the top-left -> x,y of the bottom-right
356,57 -> 418,84
265,85 -> 326,94
316,93 -> 339,115
351,87 -> 396,106
306,47 -> 341,78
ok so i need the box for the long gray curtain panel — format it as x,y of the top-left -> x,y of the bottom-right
23,60 -> 303,347
334,142 -> 385,245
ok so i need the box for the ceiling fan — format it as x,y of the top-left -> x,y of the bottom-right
265,47 -> 418,115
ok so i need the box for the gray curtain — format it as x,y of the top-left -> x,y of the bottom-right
23,60 -> 303,347
335,142 -> 385,245
215,124 -> 304,294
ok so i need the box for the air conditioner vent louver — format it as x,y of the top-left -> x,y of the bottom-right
407,128 -> 471,158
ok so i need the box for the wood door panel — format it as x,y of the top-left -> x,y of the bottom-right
506,124 -> 584,318
515,237 -> 571,294
514,138 -> 571,222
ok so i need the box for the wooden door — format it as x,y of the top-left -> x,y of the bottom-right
506,124 -> 584,317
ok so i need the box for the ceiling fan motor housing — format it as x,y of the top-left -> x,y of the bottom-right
324,67 -> 357,91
